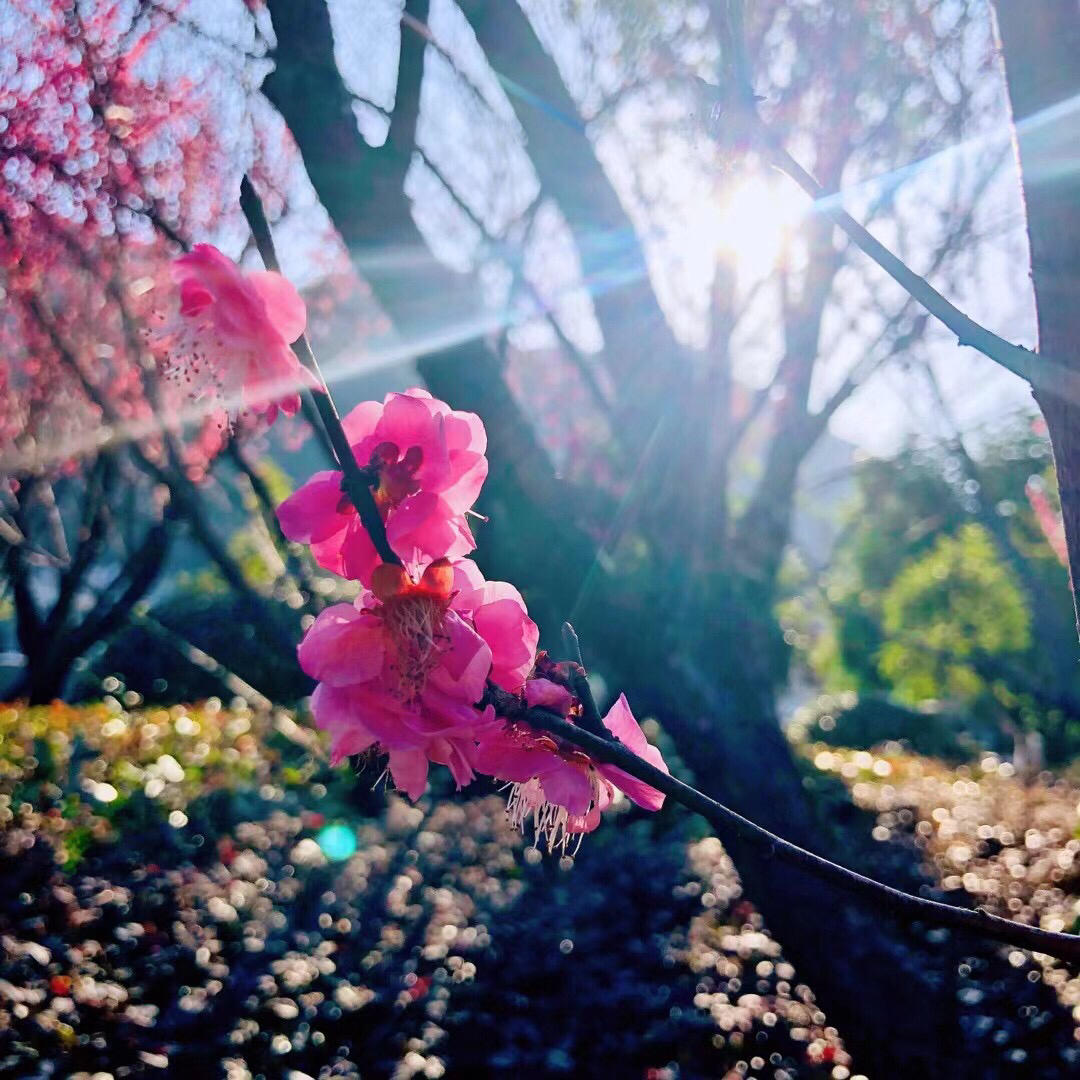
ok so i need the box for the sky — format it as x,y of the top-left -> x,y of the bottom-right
318,0 -> 1047,458
129,0 -> 1049,460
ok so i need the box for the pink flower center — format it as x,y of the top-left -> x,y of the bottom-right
505,763 -> 605,856
370,562 -> 455,706
379,591 -> 449,704
371,441 -> 423,511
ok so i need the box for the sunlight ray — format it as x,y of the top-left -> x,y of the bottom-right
812,89 -> 1080,216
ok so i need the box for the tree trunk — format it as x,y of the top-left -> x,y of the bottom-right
458,0 -> 690,442
593,563 -> 966,1075
993,1 -> 1080,637
7,514 -> 172,705
262,5 -> 964,1070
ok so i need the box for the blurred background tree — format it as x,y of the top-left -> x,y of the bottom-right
788,411 -> 1080,768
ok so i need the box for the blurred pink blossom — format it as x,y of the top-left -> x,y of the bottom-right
150,243 -> 316,425
1026,476 -> 1067,565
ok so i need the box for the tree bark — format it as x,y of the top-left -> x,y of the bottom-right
993,1 -> 1080,637
264,0 -> 478,338
458,0 -> 690,442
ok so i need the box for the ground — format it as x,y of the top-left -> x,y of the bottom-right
1,697 -> 1077,1077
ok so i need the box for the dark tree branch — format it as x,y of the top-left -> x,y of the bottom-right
239,175 -> 400,568
42,459 -> 110,641
400,10 -> 513,135
496,693 -> 1080,964
131,607 -> 273,710
226,441 -> 321,600
457,0 -> 689,440
66,514 -> 171,660
413,149 -> 612,417
3,515 -> 42,662
710,1 -> 1080,403
767,142 -> 1079,394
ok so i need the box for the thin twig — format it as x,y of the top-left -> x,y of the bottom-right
400,10 -> 510,133
517,703 -> 1080,964
227,440 -> 320,600
766,140 -> 1080,398
238,176 -> 401,567
131,608 -> 273,711
711,0 -> 1080,404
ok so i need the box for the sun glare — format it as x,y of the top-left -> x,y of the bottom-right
711,173 -> 810,278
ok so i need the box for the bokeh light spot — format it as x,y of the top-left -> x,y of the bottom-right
317,823 -> 358,861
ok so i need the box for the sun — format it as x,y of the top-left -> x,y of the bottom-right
710,171 -> 810,278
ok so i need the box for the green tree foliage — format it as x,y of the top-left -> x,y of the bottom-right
878,523 -> 1029,703
792,414 -> 1080,761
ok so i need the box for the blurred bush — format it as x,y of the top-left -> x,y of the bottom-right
3,700 -> 1080,1076
789,693 -> 1002,762
784,419 -> 1080,765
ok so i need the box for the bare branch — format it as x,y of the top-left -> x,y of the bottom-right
711,1 -> 1079,403
239,176 -> 401,568
505,694 -> 1080,964
130,607 -> 273,711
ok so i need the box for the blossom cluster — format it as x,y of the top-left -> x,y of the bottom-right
275,386 -> 669,852
150,244 -> 667,850
1,5 -> 292,479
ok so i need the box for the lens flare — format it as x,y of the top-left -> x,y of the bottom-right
316,823 -> 358,861
710,173 -> 809,277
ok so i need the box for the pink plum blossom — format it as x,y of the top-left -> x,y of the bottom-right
298,557 -> 538,799
474,681 -> 669,853
150,243 -> 317,425
451,559 -> 539,692
298,560 -> 500,799
277,389 -> 488,584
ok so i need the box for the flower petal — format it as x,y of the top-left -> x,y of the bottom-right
601,693 -> 650,757
427,611 -> 491,704
342,399 -> 385,458
525,678 -> 574,715
297,605 -> 384,686
247,269 -> 307,343
540,762 -> 594,817
378,392 -> 449,480
596,693 -> 668,810
443,408 -> 487,455
337,517 -> 381,583
472,727 -> 556,783
276,470 -> 347,544
387,491 -> 475,567
388,747 -> 429,801
426,735 -> 476,790
449,559 -> 487,613
474,585 -> 538,692
596,762 -> 666,812
310,683 -> 377,764
441,450 -> 488,514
